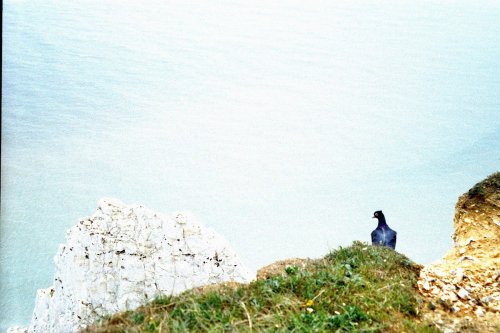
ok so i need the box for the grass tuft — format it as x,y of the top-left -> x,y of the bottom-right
83,241 -> 439,333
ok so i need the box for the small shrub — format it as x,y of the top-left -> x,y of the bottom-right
285,265 -> 299,275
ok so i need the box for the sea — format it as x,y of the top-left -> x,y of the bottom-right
1,0 -> 499,330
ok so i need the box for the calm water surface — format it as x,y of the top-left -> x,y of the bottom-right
2,1 -> 499,329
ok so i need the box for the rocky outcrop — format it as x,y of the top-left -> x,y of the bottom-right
15,199 -> 253,333
418,173 -> 500,332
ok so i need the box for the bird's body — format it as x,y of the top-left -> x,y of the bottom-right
371,211 -> 397,249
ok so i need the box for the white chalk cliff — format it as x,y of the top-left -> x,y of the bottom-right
13,199 -> 253,333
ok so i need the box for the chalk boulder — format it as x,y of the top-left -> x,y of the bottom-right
21,199 -> 253,333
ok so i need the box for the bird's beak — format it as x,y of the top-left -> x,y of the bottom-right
372,215 -> 376,218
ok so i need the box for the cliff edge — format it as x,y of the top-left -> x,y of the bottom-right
8,174 -> 500,333
418,172 -> 500,332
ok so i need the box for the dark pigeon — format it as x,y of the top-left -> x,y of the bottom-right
371,210 -> 397,250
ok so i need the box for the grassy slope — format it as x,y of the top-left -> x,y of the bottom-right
84,242 -> 439,333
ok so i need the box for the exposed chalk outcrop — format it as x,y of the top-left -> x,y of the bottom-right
17,199 -> 253,333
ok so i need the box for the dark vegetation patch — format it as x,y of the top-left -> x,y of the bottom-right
468,172 -> 500,200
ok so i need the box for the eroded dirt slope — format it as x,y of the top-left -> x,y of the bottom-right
418,174 -> 500,332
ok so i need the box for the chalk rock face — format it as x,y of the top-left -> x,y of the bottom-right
25,198 -> 253,333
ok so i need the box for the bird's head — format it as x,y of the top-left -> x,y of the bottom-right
372,210 -> 384,219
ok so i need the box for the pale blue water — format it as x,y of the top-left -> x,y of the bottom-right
1,1 -> 499,330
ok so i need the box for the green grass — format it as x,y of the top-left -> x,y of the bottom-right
468,171 -> 500,199
83,242 -> 439,333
